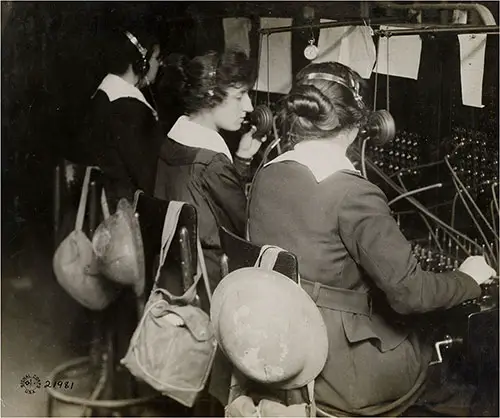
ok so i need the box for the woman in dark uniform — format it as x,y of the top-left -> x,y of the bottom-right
247,61 -> 495,416
67,29 -> 165,404
77,29 -> 164,209
154,49 -> 264,305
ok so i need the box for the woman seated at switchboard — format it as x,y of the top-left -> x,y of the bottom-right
247,61 -> 496,416
154,48 -> 265,308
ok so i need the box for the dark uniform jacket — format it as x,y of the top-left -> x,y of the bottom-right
154,116 -> 250,306
76,74 -> 163,210
248,142 -> 481,416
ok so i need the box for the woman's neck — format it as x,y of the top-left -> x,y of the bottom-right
297,137 -> 349,155
313,128 -> 358,153
119,67 -> 140,88
189,112 -> 218,132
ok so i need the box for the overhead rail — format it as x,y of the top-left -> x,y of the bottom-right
379,2 -> 496,26
258,3 -> 498,37
258,19 -> 499,37
377,25 -> 500,37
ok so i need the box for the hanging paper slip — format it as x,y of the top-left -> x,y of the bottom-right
255,18 -> 293,94
338,26 -> 376,79
458,33 -> 487,108
313,19 -> 344,63
375,26 -> 422,80
314,21 -> 375,79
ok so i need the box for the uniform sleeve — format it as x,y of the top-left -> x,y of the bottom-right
232,157 -> 253,182
202,154 -> 247,237
338,177 -> 481,315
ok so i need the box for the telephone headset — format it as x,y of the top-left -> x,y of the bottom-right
124,31 -> 150,78
245,69 -> 396,239
304,72 -> 365,109
123,30 -> 161,118
248,71 -> 395,148
303,71 -> 396,146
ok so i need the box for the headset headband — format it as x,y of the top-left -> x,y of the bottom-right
303,72 -> 363,106
124,31 -> 148,59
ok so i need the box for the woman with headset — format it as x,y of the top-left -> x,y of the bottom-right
154,49 -> 265,309
77,28 -> 163,209
247,61 -> 495,416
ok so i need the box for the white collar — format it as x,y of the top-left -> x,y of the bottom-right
96,74 -> 157,119
265,140 -> 359,182
168,116 -> 233,163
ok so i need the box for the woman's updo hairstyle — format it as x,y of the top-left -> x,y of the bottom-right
161,48 -> 255,114
279,62 -> 370,146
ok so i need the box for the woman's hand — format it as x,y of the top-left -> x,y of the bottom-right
459,256 -> 496,285
236,125 -> 267,160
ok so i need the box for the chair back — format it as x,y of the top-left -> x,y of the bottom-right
135,193 -> 198,297
219,226 -> 299,283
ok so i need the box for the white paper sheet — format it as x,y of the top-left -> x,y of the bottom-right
458,33 -> 487,108
338,26 -> 376,79
254,18 -> 293,94
223,17 -> 251,56
375,26 -> 422,80
313,21 -> 376,79
313,19 -> 345,63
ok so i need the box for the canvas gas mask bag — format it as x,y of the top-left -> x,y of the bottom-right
121,201 -> 217,408
53,166 -> 118,310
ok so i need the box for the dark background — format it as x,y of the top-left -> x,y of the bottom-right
2,1 -> 499,248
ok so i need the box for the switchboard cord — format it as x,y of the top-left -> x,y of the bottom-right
491,201 -> 497,236
452,178 -> 496,265
445,156 -> 499,242
361,139 -> 369,178
388,181 -> 443,207
245,116 -> 282,241
386,34 -> 390,112
357,151 -> 485,256
396,176 -> 444,253
451,192 -> 460,229
492,183 -> 499,213
388,161 -> 444,179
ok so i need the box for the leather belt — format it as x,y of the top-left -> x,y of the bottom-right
300,278 -> 371,316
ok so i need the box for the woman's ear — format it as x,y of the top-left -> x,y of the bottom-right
343,126 -> 360,146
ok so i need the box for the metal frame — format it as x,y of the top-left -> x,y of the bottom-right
379,2 -> 497,26
257,2 -> 499,37
260,20 -> 500,37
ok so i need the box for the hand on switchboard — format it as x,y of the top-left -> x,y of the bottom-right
459,256 -> 497,285
236,125 -> 267,160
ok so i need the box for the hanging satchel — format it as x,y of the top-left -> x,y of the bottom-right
121,201 -> 217,408
53,166 -> 119,311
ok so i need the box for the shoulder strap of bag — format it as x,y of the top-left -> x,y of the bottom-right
306,380 -> 317,418
153,201 -> 212,306
100,188 -> 110,219
154,201 -> 185,285
75,166 -> 93,231
254,245 -> 303,286
254,245 -> 285,271
133,189 -> 143,212
75,166 -> 111,232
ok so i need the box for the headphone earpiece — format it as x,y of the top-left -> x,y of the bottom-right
124,31 -> 150,78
